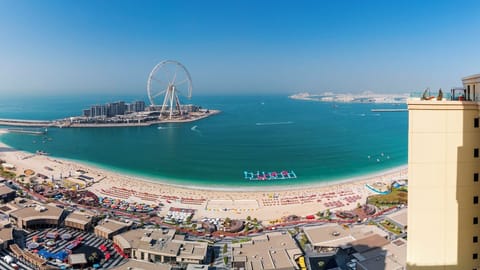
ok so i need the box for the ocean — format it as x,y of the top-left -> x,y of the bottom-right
0,94 -> 408,188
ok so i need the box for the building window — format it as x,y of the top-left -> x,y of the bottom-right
475,196 -> 479,204
475,148 -> 479,158
476,118 -> 480,128
475,217 -> 479,224
476,173 -> 479,182
474,236 -> 478,243
474,253 -> 478,259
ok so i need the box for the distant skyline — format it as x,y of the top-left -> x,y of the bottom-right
1,0 -> 479,96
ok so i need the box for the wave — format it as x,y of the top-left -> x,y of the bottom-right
158,126 -> 178,130
255,121 -> 293,126
191,125 -> 202,135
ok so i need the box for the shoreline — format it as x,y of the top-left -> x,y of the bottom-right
0,129 -> 407,220
4,143 -> 407,192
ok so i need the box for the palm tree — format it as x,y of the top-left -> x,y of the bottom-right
88,252 -> 98,262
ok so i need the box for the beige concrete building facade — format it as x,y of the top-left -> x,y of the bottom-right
0,184 -> 16,203
64,211 -> 94,231
9,204 -> 64,229
407,74 -> 480,269
0,227 -> 13,249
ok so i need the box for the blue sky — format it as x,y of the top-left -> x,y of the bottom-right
0,0 -> 479,95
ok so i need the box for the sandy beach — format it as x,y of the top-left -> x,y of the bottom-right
0,129 -> 407,222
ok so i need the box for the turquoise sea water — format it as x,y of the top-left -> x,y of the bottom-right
0,94 -> 408,187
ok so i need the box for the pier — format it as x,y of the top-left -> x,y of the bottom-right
0,118 -> 54,127
7,128 -> 47,135
370,109 -> 408,112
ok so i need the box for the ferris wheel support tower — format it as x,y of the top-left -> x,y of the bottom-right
160,84 -> 183,119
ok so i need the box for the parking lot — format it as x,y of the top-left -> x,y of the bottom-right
2,227 -> 128,270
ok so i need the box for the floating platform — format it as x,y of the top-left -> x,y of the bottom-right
244,170 -> 297,181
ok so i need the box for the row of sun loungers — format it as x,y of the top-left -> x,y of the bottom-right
100,187 -> 160,201
262,191 -> 363,207
324,201 -> 345,208
180,198 -> 206,205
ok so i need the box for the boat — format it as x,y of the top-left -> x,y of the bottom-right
244,170 -> 297,181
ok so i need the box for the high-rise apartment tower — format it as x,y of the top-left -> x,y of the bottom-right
408,74 -> 480,269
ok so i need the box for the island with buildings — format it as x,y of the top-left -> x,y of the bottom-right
0,100 -> 219,128
289,92 -> 409,104
63,99 -> 219,128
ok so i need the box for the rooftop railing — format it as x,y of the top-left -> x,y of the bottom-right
410,88 -> 480,102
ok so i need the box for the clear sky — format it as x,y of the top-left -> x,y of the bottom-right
1,0 -> 479,95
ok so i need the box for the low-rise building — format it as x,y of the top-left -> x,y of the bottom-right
385,208 -> 408,231
303,224 -> 404,270
68,253 -> 87,268
354,238 -> 407,270
111,259 -> 172,270
113,228 -> 208,265
0,184 -> 16,203
64,211 -> 94,231
9,204 -> 64,229
185,264 -> 211,270
231,232 -> 303,270
303,224 -> 388,249
94,219 -> 132,240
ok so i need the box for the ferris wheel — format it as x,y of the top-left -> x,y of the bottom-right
147,60 -> 193,119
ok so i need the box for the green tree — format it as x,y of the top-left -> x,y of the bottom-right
223,243 -> 227,253
224,217 -> 231,226
246,216 -> 251,221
